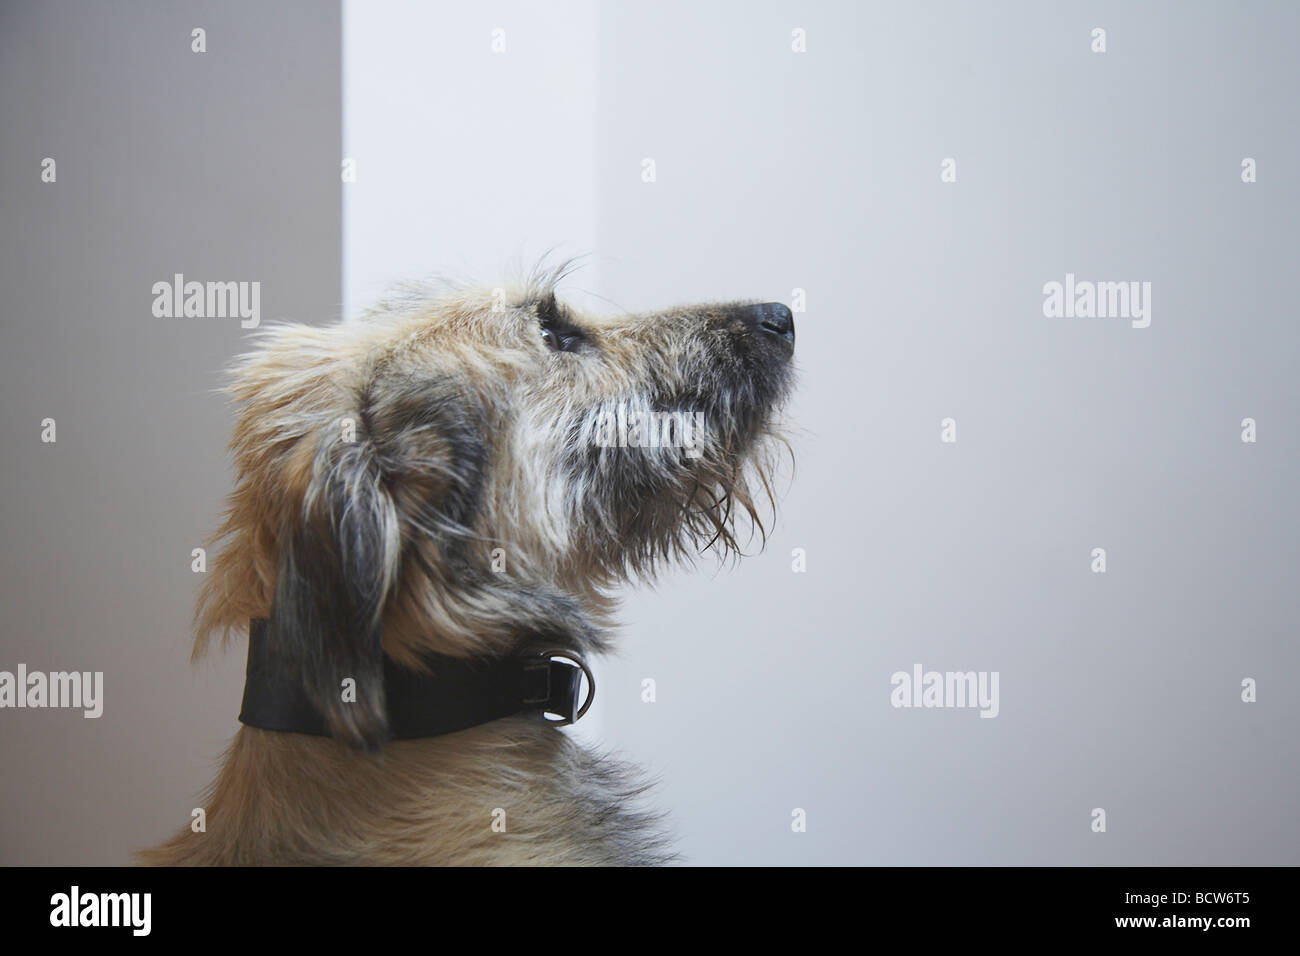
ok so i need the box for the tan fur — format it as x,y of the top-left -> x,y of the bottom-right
141,722 -> 666,866
141,267 -> 793,866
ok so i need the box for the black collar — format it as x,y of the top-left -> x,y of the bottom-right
238,618 -> 594,740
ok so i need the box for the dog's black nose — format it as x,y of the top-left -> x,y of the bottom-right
742,302 -> 795,344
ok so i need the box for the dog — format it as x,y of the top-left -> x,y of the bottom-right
140,264 -> 795,865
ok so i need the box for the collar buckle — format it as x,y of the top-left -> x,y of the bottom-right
532,649 -> 596,726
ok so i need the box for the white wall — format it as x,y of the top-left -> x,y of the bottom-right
345,0 -> 1300,866
343,0 -> 604,745
344,0 -> 600,319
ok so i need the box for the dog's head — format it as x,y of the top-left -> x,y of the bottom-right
200,267 -> 795,748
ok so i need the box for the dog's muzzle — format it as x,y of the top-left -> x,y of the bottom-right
740,302 -> 795,345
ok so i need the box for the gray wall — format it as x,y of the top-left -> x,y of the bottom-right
0,0 -> 341,864
1,0 -> 1296,866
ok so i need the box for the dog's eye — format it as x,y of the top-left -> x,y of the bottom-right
540,325 -> 584,353
536,298 -> 586,353
539,326 -> 569,351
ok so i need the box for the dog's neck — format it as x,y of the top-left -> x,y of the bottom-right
237,618 -> 593,742
142,635 -> 669,865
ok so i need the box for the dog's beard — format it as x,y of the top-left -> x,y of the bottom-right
567,412 -> 791,583
680,431 -> 788,564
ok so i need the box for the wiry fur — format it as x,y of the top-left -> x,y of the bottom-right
140,263 -> 794,866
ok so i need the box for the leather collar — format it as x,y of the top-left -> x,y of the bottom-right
237,618 -> 594,740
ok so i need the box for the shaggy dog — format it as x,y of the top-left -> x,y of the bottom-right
141,265 -> 795,865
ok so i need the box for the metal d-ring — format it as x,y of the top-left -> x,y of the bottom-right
538,648 -> 596,725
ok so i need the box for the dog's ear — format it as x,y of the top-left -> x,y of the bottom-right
268,437 -> 400,751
